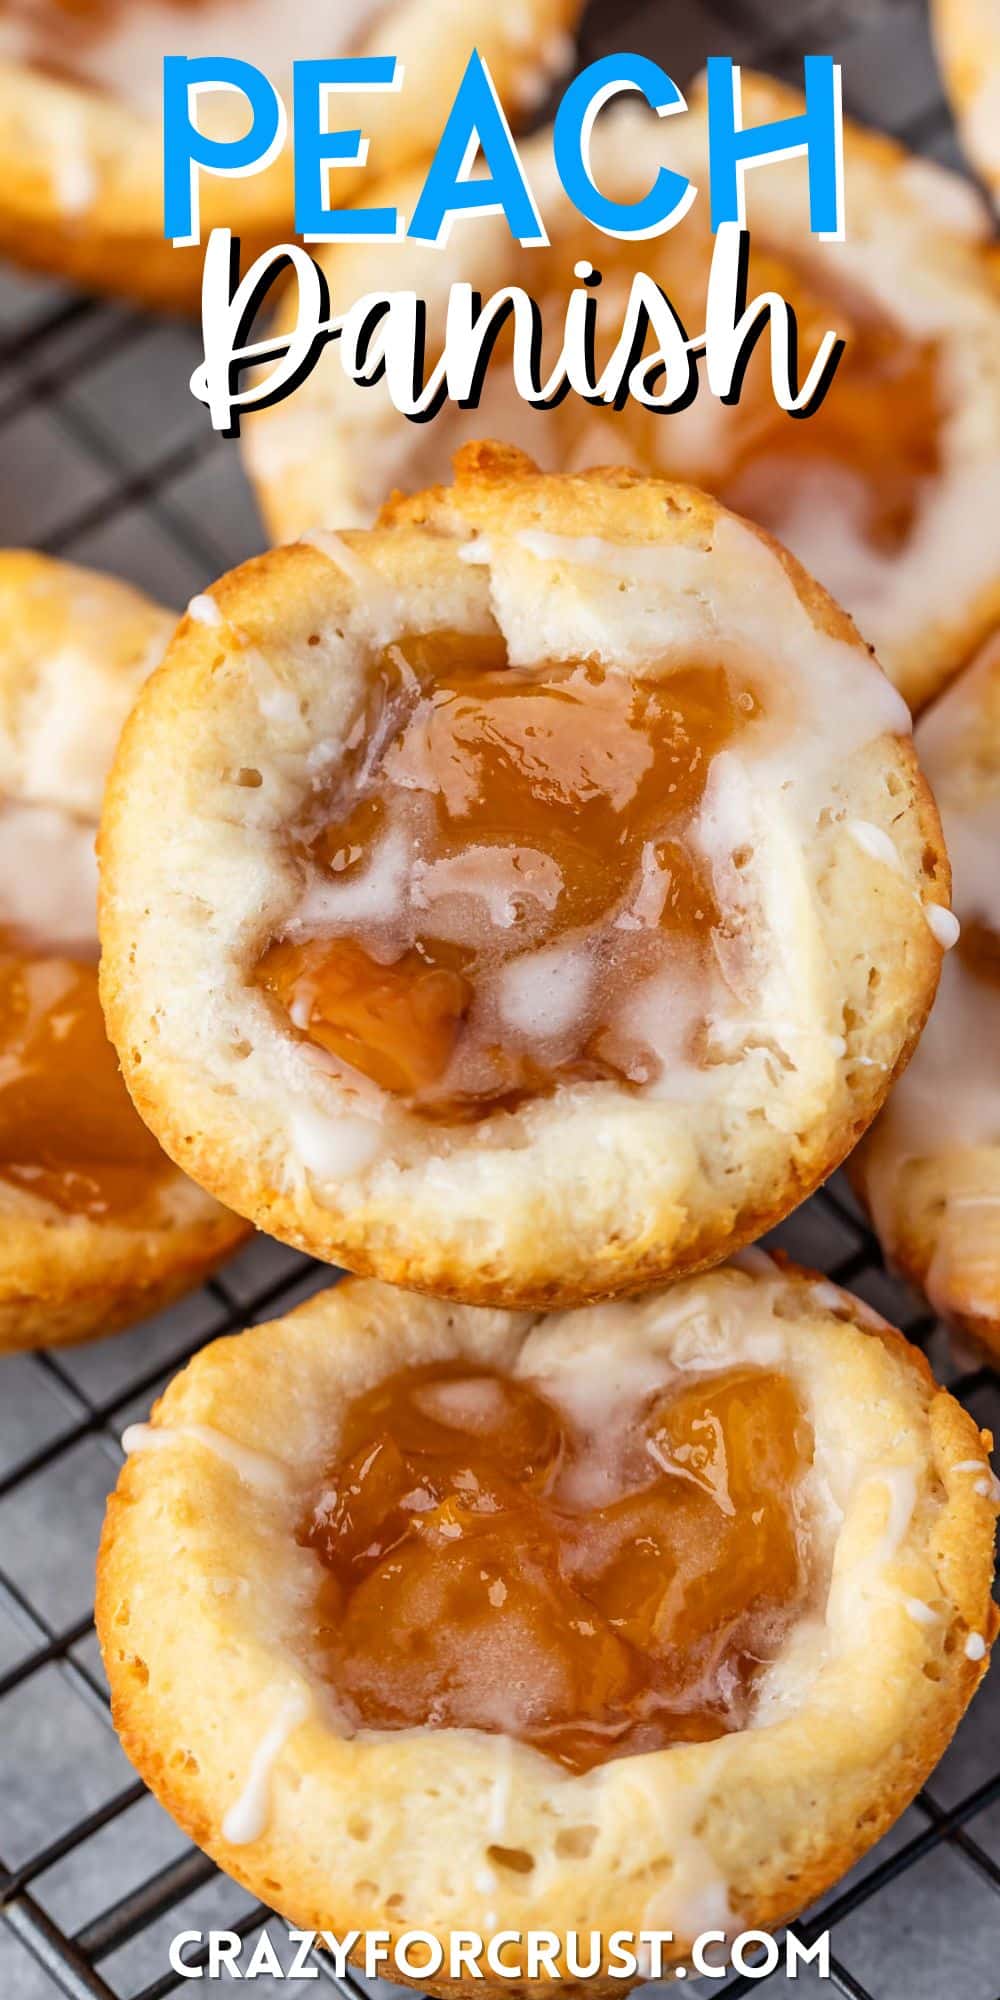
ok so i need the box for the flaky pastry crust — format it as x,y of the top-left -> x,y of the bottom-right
853,631 -> 1000,1358
0,551 -> 247,1354
247,73 -> 1000,713
96,1261 -> 998,1994
99,447 -> 947,1306
0,0 -> 579,313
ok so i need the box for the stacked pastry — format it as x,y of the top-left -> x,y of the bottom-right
92,447 -> 997,1983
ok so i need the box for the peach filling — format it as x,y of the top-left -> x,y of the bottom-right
299,1359 -> 814,1772
0,934 -> 170,1219
256,631 -> 765,1120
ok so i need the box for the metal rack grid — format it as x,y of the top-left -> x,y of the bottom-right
0,0 -> 997,1995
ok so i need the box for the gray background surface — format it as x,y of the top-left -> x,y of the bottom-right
0,1 -> 997,1996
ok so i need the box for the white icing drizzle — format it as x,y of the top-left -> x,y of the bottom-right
964,1632 -> 987,1662
732,1245 -> 779,1276
846,820 -> 958,948
288,1099 -> 383,1183
188,594 -> 224,628
275,506 -> 919,1145
301,527 -> 374,585
964,68 -> 1000,181
810,1278 -> 846,1313
268,1271 -> 972,1819
122,1422 -> 291,1499
53,134 -> 97,217
868,1466 -> 919,1569
291,827 -> 410,935
428,138 -> 997,689
416,1377 -> 510,1431
475,1737 -> 513,1927
625,1753 -> 734,1945
300,528 -> 399,645
486,1733 -> 514,1842
221,1684 -> 311,1846
924,904 -> 961,950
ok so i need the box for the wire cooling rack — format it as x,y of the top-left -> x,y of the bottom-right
0,0 -> 997,1995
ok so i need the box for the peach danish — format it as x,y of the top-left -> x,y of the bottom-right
854,632 -> 1000,1357
0,551 -> 247,1353
0,0 -> 578,311
99,447 -> 947,1305
247,74 -> 1000,713
933,0 -> 1000,200
96,1262 -> 998,1991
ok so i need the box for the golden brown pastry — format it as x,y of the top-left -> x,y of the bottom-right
246,74 -> 1000,713
0,0 -> 579,311
853,630 -> 1000,1356
933,0 -> 1000,199
99,446 -> 948,1306
97,1261 -> 998,1992
0,550 -> 247,1352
